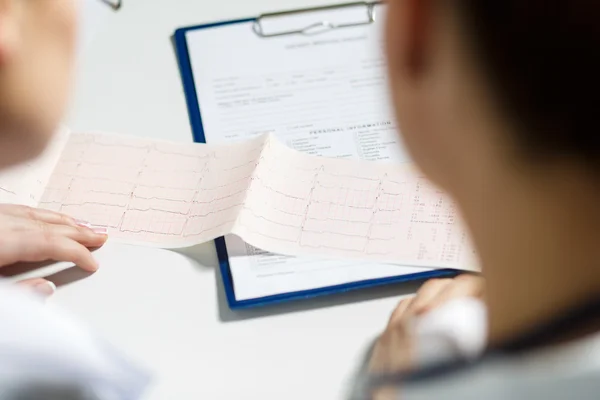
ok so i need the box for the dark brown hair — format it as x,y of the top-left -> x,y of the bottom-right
459,1 -> 599,169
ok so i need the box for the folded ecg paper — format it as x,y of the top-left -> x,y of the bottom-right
0,131 -> 478,271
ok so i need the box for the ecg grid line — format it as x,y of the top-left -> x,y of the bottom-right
38,133 -> 264,246
233,138 -> 476,269
36,132 -> 477,269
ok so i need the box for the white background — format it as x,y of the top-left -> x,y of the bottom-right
56,1 -> 418,399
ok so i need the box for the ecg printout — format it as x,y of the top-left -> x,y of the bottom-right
11,130 -> 472,270
0,128 -> 476,272
178,3 -> 478,300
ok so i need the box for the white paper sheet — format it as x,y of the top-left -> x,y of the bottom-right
182,4 -> 477,300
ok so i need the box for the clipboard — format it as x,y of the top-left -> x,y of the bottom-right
173,2 -> 458,309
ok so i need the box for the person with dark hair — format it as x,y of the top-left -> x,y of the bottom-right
349,1 -> 600,399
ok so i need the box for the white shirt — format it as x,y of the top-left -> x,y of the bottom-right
0,282 -> 149,399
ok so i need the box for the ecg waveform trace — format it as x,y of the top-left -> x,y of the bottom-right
33,132 -> 476,270
37,133 -> 263,247
234,139 -> 476,268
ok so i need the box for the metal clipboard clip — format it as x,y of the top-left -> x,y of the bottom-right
100,0 -> 122,11
253,1 -> 382,38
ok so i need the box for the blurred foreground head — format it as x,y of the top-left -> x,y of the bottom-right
385,0 -> 599,198
0,0 -> 78,168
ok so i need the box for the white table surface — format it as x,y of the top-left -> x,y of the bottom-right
55,1 -> 419,399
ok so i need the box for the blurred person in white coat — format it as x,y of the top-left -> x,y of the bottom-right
0,1 -> 147,398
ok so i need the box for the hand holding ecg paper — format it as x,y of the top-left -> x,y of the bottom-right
1,131 -> 478,271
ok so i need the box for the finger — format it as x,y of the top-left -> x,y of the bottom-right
0,232 -> 99,272
43,223 -> 108,248
370,323 -> 413,374
426,274 -> 485,312
372,387 -> 398,400
17,278 -> 57,298
388,297 -> 414,326
0,204 -> 78,227
409,278 -> 454,316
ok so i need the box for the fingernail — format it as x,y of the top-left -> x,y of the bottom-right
78,221 -> 108,235
415,306 -> 430,316
90,226 -> 108,235
34,281 -> 57,297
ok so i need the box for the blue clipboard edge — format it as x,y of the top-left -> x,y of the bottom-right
173,19 -> 460,309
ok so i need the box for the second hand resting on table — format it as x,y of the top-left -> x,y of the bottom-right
0,204 -> 108,297
369,275 -> 485,376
